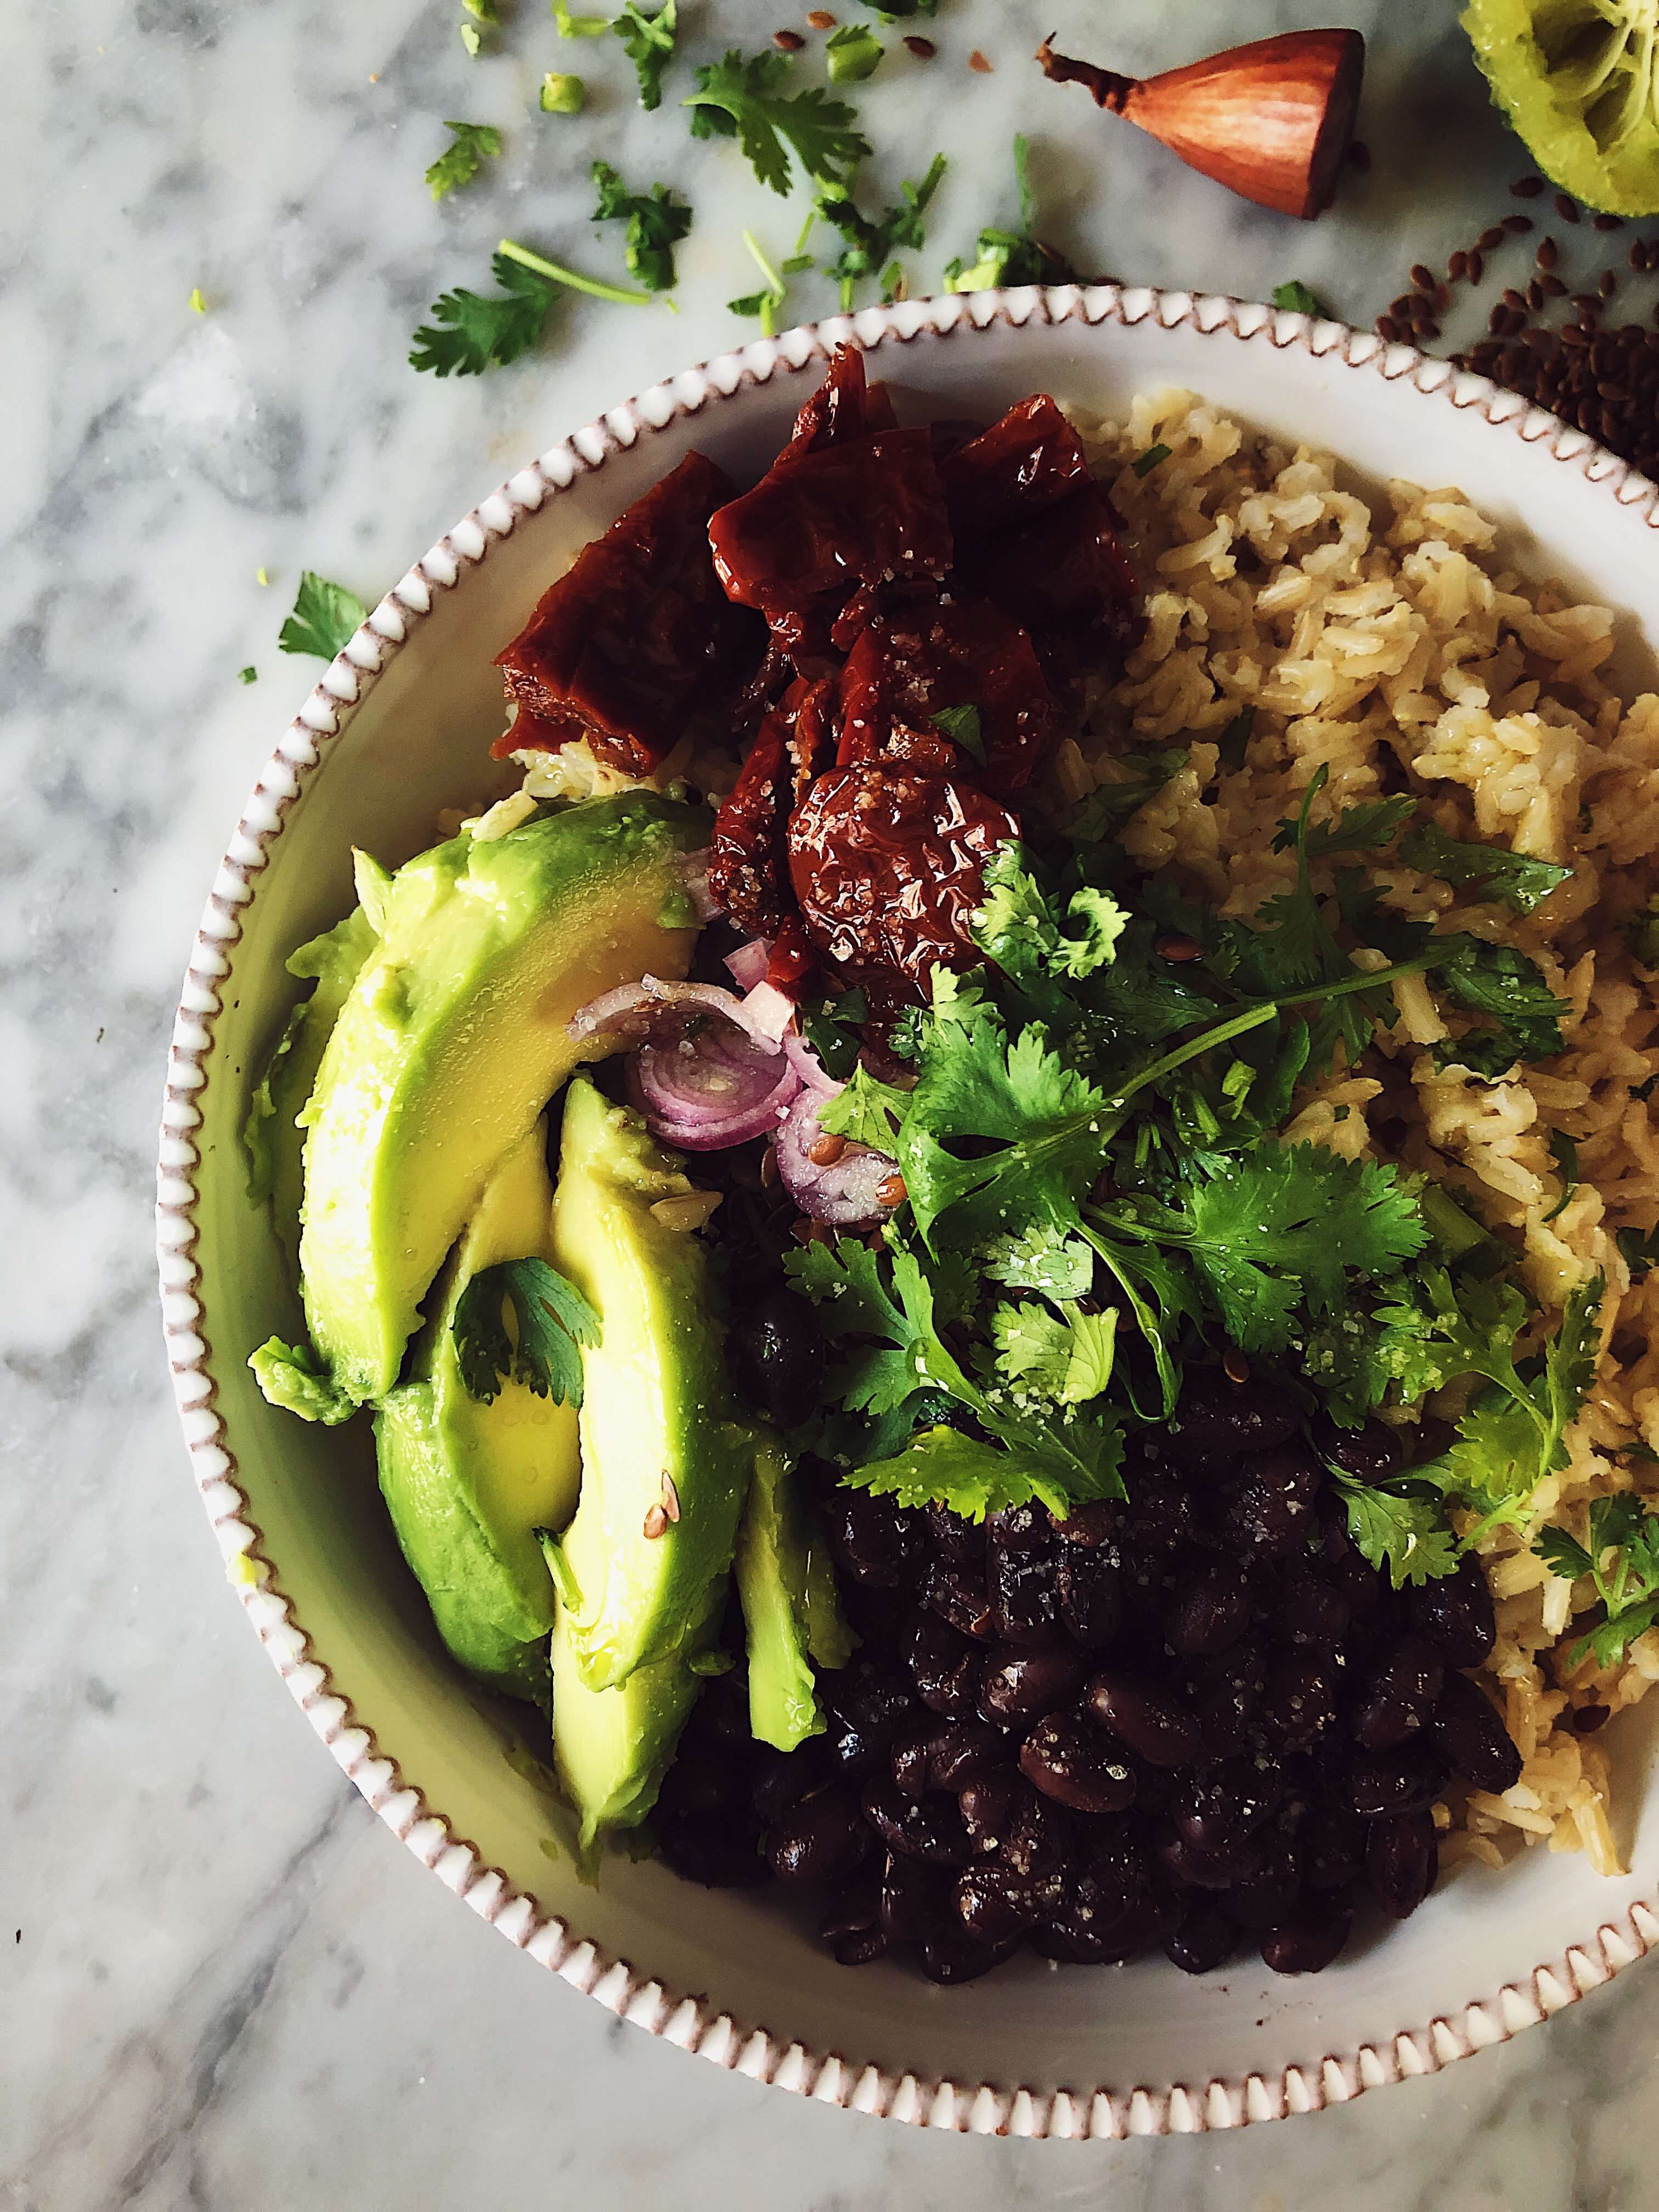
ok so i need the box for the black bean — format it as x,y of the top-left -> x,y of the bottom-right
1170,1756 -> 1283,1856
989,1541 -> 1063,1645
1224,1832 -> 1304,1932
1163,1373 -> 1303,1463
924,1502 -> 985,1566
1260,1894 -> 1354,1974
918,1929 -> 1020,1984
1088,1672 -> 1204,1767
751,1735 -> 837,1821
656,1818 -> 770,1888
906,1611 -> 980,1718
922,1554 -> 997,1640
953,1861 -> 1065,1945
1159,1830 -> 1255,1890
1352,1634 -> 1446,1750
1056,1548 -> 1124,1646
1036,1841 -> 1170,1961
1167,1564 -> 1252,1656
958,1773 -> 1020,1858
1049,1499 -> 1121,1546
820,1872 -> 887,1964
1407,1556 -> 1497,1668
986,1502 -> 1051,1549
1165,1898 -> 1240,1973
862,1777 -> 970,1865
980,1641 -> 1086,1725
890,1721 -> 947,1797
767,1783 -> 870,1886
1367,1809 -> 1439,1918
822,1489 -> 917,1588
879,1857 -> 953,1941
929,1720 -> 1011,1791
1020,1712 -> 1137,1814
1282,1572 -> 1353,1651
1192,1639 -> 1266,1758
1345,1747 -> 1449,1819
729,1290 -> 825,1427
1432,1671 -> 1523,1792
657,1747 -> 748,1823
1226,1442 -> 1324,1556
1311,1415 -> 1404,1484
823,1713 -> 886,1774
1263,1654 -> 1339,1751
1302,1802 -> 1367,1890
823,1658 -> 914,1745
997,1783 -> 1077,1877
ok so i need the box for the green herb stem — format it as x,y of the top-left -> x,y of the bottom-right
496,238 -> 656,306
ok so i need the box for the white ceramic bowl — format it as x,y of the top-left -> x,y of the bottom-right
159,286 -> 1659,2139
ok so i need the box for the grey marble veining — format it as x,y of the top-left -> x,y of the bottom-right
8,1 -> 1659,2205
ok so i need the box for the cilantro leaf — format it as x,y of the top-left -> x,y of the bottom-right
785,1238 -> 969,1419
816,1063 -> 909,1153
931,702 -> 984,763
1398,821 -> 1573,916
841,1424 -> 1113,1523
1068,748 -> 1188,839
591,162 -> 691,290
612,0 -> 676,108
815,153 -> 946,307
426,120 -> 503,201
1430,939 -> 1571,1070
1628,895 -> 1659,967
1333,1477 -> 1461,1588
798,987 -> 868,1082
410,250 -> 554,376
1292,793 -> 1416,860
278,571 -> 369,661
1617,1223 -> 1659,1278
971,842 -> 1128,994
1537,1493 -> 1659,1668
990,1301 -> 1117,1403
248,1336 -> 358,1425
983,1223 -> 1096,1299
685,49 -> 870,196
1272,279 -> 1331,317
1131,443 -> 1172,479
452,1258 -> 599,1406
944,134 -> 1077,292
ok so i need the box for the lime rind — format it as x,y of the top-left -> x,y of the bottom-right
1464,0 -> 1659,215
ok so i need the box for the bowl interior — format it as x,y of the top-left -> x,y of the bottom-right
188,301 -> 1659,2114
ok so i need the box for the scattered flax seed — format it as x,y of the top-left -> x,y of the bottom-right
1594,211 -> 1624,231
1155,933 -> 1204,962
1466,246 -> 1486,283
760,1147 -> 780,1189
1502,213 -> 1534,234
1409,262 -> 1436,290
1511,174 -> 1544,197
1541,271 -> 1568,296
1600,268 -> 1618,298
642,1503 -> 669,1539
1374,313 -> 1400,341
1448,249 -> 1469,279
1555,191 -> 1581,222
1223,1348 -> 1251,1384
1413,317 -> 1442,341
1488,303 -> 1510,335
968,47 -> 992,70
1527,278 -> 1545,309
1631,241 -> 1648,273
1572,291 -> 1601,315
808,1130 -> 848,1166
1502,286 -> 1527,311
876,1172 -> 907,1207
1537,235 -> 1559,269
806,8 -> 836,23
661,1471 -> 681,1523
1477,224 -> 1506,251
1347,139 -> 1371,171
774,27 -> 805,48
903,33 -> 935,57
1389,292 -> 1419,319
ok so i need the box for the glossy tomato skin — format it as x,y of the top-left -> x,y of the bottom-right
940,394 -> 1092,544
787,763 -> 1019,988
960,479 -> 1141,659
494,452 -> 761,773
834,597 -> 1058,798
708,701 -> 794,940
785,342 -> 898,457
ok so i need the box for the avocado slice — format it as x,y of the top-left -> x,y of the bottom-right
374,1119 -> 582,1701
735,1440 -> 856,1753
548,1527 -> 726,1863
244,905 -> 380,1274
546,1075 -> 753,1691
297,793 -> 706,1408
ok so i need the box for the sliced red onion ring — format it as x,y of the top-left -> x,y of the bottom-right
741,978 -> 797,1043
775,1087 -> 902,1227
569,975 -> 782,1050
724,938 -> 772,992
626,1026 -> 801,1151
783,1029 -> 838,1097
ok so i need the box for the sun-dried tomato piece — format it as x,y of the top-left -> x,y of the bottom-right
788,763 -> 1019,986
834,597 -> 1059,797
708,427 -> 953,625
785,342 -> 898,460
940,394 -> 1092,544
707,698 -> 795,939
494,452 -> 763,774
961,479 -> 1142,661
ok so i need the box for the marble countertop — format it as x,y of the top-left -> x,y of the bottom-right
9,0 -> 1659,2203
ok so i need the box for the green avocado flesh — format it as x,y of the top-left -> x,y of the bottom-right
736,1440 -> 856,1753
547,1076 -> 753,1692
296,793 -> 707,1408
244,905 -> 380,1276
374,1120 -> 581,1702
1464,0 -> 1659,214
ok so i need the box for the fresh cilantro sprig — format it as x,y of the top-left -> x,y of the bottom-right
591,162 -> 691,291
452,1258 -> 599,1406
686,49 -> 870,196
1537,1494 -> 1659,1669
728,226 -> 814,332
1067,750 -> 1189,840
815,153 -> 945,308
410,239 -> 655,376
1334,1477 -> 1462,1587
279,571 -> 369,660
1272,279 -> 1331,317
426,120 -> 502,201
612,0 -> 676,108
945,134 -> 1078,292
1398,820 -> 1573,916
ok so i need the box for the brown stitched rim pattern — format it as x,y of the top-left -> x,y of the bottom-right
156,284 -> 1659,2138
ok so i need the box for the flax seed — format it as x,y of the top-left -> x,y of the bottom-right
643,1503 -> 669,1539
1503,213 -> 1534,234
1541,271 -> 1568,296
876,1172 -> 907,1207
806,7 -> 836,22
903,32 -> 934,55
1527,278 -> 1545,309
1601,268 -> 1618,298
1555,192 -> 1581,222
1478,225 -> 1506,251
1413,317 -> 1442,341
774,27 -> 805,48
1537,235 -> 1559,269
1594,211 -> 1624,230
808,1130 -> 848,1166
1448,249 -> 1469,279
1155,933 -> 1204,962
1409,262 -> 1436,290
661,1471 -> 681,1523
968,47 -> 992,70
1466,247 -> 1486,283
1511,174 -> 1545,197
1632,241 -> 1649,272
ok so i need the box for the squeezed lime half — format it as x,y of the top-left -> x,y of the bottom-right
1464,0 -> 1659,213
